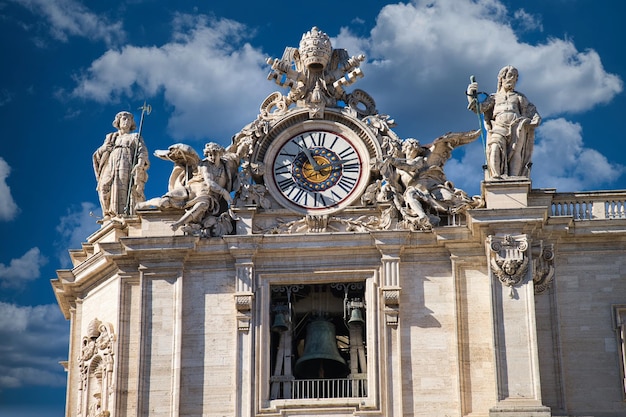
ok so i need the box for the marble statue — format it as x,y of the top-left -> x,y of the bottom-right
93,111 -> 149,219
136,142 -> 240,237
128,27 -> 485,235
467,66 -> 541,179
266,26 -> 375,118
380,131 -> 483,230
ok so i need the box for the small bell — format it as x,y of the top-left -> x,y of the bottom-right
348,308 -> 365,326
271,312 -> 289,333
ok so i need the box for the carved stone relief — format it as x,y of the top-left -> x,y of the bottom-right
136,143 -> 243,237
487,234 -> 530,298
533,243 -> 555,294
127,27 -> 491,235
77,318 -> 115,417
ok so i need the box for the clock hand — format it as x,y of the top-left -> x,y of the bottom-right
300,145 -> 321,170
316,159 -> 347,170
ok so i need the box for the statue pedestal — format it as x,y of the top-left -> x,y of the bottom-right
135,209 -> 186,236
482,178 -> 532,209
232,206 -> 257,235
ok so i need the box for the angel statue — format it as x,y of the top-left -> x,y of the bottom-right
136,142 -> 239,237
379,131 -> 483,230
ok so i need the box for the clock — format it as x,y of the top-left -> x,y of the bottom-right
265,126 -> 371,214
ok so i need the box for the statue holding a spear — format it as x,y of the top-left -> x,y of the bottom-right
93,103 -> 151,220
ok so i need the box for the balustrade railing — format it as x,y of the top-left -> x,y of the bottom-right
550,191 -> 626,220
291,376 -> 367,399
270,376 -> 368,400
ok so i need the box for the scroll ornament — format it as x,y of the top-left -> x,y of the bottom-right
533,243 -> 555,294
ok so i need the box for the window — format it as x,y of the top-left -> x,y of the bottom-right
269,282 -> 367,400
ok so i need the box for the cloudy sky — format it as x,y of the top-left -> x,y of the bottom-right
1,0 -> 624,415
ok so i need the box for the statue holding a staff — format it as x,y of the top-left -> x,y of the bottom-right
93,106 -> 150,220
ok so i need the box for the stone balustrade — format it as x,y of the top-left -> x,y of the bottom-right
550,190 -> 626,220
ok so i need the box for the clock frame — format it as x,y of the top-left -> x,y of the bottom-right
261,112 -> 377,215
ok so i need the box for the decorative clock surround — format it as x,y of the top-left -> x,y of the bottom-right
133,26 -> 482,235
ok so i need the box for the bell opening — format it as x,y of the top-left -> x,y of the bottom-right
269,282 -> 366,398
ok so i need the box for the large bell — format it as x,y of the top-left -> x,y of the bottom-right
295,319 -> 349,379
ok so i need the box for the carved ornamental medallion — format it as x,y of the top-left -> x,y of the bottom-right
488,234 -> 530,297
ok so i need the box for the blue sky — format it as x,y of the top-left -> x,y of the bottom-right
0,0 -> 624,415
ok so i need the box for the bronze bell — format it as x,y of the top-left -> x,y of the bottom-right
271,312 -> 289,333
295,319 -> 348,379
347,308 -> 365,326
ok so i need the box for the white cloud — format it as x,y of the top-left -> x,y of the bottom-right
0,303 -> 68,390
532,118 -> 624,191
0,248 -> 47,289
68,0 -> 624,192
0,157 -> 19,221
55,202 -> 101,268
71,15 -> 273,140
355,0 -> 622,126
512,8 -> 543,33
10,0 -> 125,46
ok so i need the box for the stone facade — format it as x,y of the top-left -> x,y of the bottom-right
52,184 -> 626,417
53,27 -> 626,417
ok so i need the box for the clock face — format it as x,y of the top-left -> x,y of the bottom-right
269,130 -> 366,213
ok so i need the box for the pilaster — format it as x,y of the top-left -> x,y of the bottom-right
486,234 -> 550,417
136,259 -> 186,417
372,231 -> 409,417
224,235 -> 263,417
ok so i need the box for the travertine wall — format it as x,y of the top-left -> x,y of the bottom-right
543,241 -> 626,415
53,201 -> 626,417
181,266 -> 236,416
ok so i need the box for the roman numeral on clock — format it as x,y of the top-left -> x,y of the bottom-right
313,192 -> 328,207
309,132 -> 327,147
277,177 -> 294,192
288,186 -> 308,205
337,174 -> 357,193
338,147 -> 356,159
342,162 -> 360,173
274,164 -> 291,175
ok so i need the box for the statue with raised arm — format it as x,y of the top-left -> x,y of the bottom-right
467,66 -> 541,179
381,131 -> 483,230
93,111 -> 149,219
